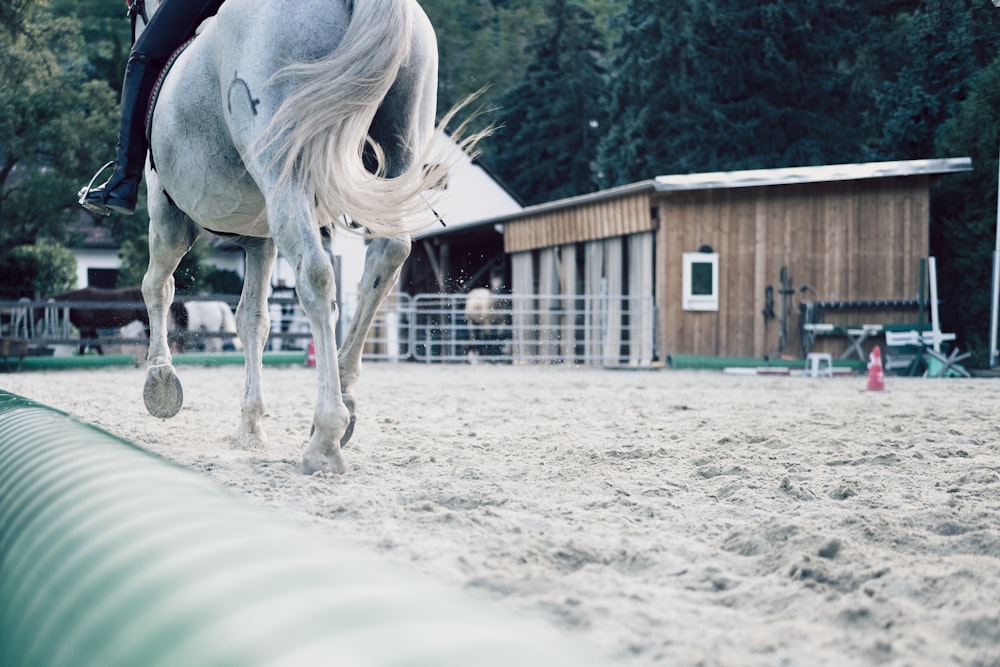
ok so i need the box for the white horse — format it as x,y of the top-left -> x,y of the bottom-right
464,274 -> 507,359
137,0 -> 476,474
180,301 -> 242,352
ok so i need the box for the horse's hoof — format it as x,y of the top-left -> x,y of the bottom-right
227,427 -> 268,450
302,449 -> 347,476
340,415 -> 356,447
143,365 -> 183,419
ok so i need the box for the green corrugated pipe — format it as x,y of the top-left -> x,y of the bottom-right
0,392 -> 601,667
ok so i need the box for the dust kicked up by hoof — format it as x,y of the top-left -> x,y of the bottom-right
143,365 -> 183,419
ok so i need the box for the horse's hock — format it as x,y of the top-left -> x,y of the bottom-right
0,391 -> 606,667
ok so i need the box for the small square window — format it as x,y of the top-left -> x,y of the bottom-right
682,252 -> 719,311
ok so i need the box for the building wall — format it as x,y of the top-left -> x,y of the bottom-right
504,191 -> 653,253
506,232 -> 656,366
409,164 -> 945,363
656,176 -> 931,358
72,249 -> 121,289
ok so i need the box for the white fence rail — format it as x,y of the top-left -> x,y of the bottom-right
0,298 -> 237,352
357,292 -> 656,366
4,299 -> 73,341
2,293 -> 656,366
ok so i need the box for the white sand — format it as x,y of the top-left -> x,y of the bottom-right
3,363 -> 999,666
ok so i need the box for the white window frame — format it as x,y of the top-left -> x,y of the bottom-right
682,252 -> 719,311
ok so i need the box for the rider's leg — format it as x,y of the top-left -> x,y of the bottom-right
79,52 -> 160,216
79,0 -> 225,216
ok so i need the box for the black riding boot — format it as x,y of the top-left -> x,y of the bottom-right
79,53 -> 161,216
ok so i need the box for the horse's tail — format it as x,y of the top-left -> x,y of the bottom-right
258,0 -> 481,236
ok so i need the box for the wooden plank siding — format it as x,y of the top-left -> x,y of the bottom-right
504,192 -> 654,253
656,177 -> 931,359
487,166 -> 947,361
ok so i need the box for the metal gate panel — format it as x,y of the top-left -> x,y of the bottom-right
406,293 -> 655,366
342,292 -> 413,361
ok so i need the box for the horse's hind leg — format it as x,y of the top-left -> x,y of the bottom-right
142,203 -> 198,419
337,234 -> 411,436
334,61 -> 428,436
267,196 -> 350,474
229,236 -> 277,449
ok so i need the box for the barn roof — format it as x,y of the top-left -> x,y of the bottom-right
414,156 -> 973,240
421,157 -> 972,237
652,157 -> 972,192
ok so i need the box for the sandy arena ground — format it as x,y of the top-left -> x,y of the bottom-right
3,362 -> 999,666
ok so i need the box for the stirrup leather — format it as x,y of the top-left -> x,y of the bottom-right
77,161 -> 116,216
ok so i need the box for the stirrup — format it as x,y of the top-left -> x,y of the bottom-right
77,161 -> 115,216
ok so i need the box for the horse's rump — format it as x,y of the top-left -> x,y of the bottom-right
255,0 -> 451,235
149,0 -> 485,238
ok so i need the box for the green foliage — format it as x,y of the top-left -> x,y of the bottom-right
933,55 -> 1000,356
0,1 -> 195,299
0,241 -> 77,298
114,236 -> 149,289
202,267 -> 245,295
865,2 -> 979,160
0,0 -> 34,38
420,0 -> 548,126
593,0 -> 678,187
173,250 -> 207,293
107,191 -> 152,288
0,2 -> 118,257
489,0 -> 609,204
49,0 -> 133,91
596,0 -> 868,186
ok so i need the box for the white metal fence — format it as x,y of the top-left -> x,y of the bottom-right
348,292 -> 656,366
2,293 -> 656,366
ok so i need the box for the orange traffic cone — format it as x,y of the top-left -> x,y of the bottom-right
305,338 -> 316,367
866,345 -> 885,391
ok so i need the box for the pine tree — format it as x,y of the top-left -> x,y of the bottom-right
598,0 -> 867,184
865,1 -> 980,160
419,0 -> 546,126
595,0 -> 683,187
489,0 -> 609,204
933,55 -> 1000,357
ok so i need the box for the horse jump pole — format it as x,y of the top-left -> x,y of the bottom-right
0,392 -> 600,667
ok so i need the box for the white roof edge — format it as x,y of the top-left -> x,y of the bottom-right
653,157 -> 973,192
518,179 -> 657,214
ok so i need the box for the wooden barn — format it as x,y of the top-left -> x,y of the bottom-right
401,157 -> 973,365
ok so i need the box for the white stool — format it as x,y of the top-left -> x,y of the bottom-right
805,352 -> 833,378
